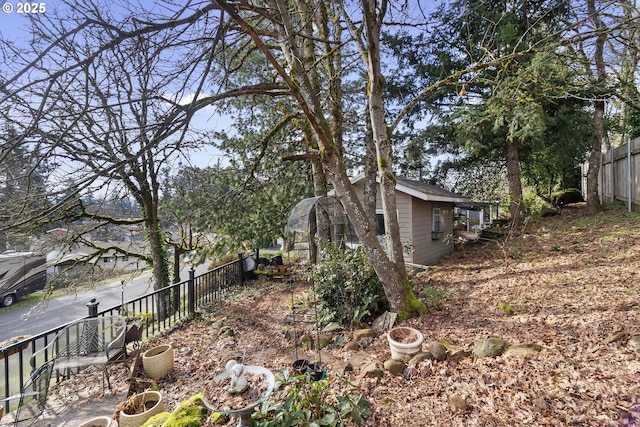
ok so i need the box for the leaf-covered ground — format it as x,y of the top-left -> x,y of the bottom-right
46,203 -> 640,426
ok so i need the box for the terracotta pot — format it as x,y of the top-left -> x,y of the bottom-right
117,391 -> 164,427
142,344 -> 174,380
387,327 -> 424,361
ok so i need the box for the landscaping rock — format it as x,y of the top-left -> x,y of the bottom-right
353,328 -> 376,341
349,351 -> 374,367
372,312 -> 397,332
427,341 -> 448,361
628,336 -> 640,349
219,325 -> 234,337
605,332 -> 628,344
473,337 -> 506,358
448,348 -> 472,360
342,341 -> 360,351
384,359 -> 405,376
211,318 -> 225,333
408,351 -> 434,367
318,334 -> 332,349
505,343 -> 542,358
358,361 -> 384,378
533,398 -> 551,411
357,336 -> 374,348
332,360 -> 354,374
282,326 -> 295,341
449,395 -> 468,414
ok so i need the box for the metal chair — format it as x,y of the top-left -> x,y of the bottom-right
30,316 -> 127,391
0,360 -> 54,427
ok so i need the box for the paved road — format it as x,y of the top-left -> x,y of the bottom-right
0,263 -> 210,343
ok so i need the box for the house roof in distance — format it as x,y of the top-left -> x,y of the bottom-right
350,174 -> 468,204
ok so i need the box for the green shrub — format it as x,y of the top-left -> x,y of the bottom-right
312,245 -> 388,327
522,190 -> 547,216
551,188 -> 584,207
253,370 -> 372,426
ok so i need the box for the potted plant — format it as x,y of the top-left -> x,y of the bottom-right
114,390 -> 164,427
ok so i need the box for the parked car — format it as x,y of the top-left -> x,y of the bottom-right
0,251 -> 47,307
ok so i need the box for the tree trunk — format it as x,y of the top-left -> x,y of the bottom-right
586,0 -> 606,215
362,0 -> 407,270
505,139 -> 524,226
363,101 -> 377,228
139,186 -> 171,319
324,152 -> 423,318
220,0 -> 424,318
309,158 -> 329,263
173,244 -> 182,283
586,100 -> 604,214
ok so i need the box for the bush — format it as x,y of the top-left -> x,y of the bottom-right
312,245 -> 388,327
522,190 -> 547,216
551,188 -> 584,207
253,370 -> 372,426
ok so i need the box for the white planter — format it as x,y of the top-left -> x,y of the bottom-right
142,344 -> 174,380
79,416 -> 118,427
117,390 -> 164,427
387,327 -> 424,361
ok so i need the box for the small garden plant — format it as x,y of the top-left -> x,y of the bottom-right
312,244 -> 388,327
253,370 -> 372,427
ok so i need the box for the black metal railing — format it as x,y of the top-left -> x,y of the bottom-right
1,255 -> 244,413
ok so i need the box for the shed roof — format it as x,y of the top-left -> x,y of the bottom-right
350,174 -> 468,203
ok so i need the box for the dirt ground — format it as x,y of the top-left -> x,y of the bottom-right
48,203 -> 640,426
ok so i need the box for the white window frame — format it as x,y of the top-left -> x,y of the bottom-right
432,207 -> 441,232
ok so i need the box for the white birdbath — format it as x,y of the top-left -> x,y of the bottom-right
203,362 -> 275,427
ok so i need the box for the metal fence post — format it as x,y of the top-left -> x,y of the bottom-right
188,267 -> 195,315
238,253 -> 244,285
87,298 -> 99,318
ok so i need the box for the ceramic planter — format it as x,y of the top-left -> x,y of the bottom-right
79,416 -> 118,427
117,391 -> 164,427
387,327 -> 424,361
142,344 -> 174,380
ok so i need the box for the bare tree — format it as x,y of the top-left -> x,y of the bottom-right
0,0 -> 429,318
0,5 -> 219,299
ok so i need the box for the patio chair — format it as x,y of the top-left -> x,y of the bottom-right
0,360 -> 54,427
30,316 -> 127,391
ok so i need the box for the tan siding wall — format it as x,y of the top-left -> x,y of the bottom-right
411,199 -> 429,266
411,200 -> 455,267
396,192 -> 413,264
347,180 -> 455,266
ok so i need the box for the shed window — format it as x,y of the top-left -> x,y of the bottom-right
376,213 -> 385,236
432,208 -> 441,232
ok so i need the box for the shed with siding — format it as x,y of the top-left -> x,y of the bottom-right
350,175 -> 468,268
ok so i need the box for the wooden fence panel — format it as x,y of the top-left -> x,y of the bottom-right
598,137 -> 640,212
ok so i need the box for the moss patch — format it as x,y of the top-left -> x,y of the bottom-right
142,394 -> 208,427
397,285 -> 427,321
